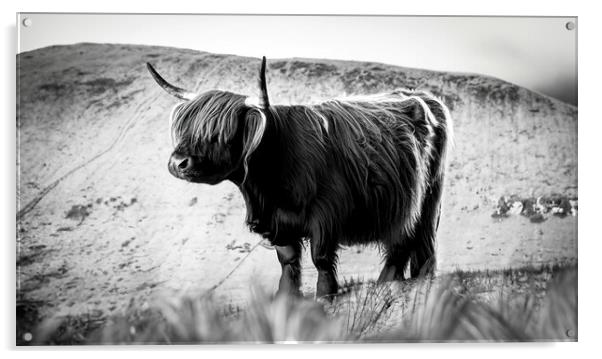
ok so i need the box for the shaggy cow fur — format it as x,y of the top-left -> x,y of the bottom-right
147,57 -> 453,299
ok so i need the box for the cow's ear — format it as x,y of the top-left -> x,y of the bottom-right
240,108 -> 267,179
257,56 -> 270,109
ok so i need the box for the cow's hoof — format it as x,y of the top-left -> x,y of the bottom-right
315,293 -> 337,305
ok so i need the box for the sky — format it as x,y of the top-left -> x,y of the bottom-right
17,14 -> 577,104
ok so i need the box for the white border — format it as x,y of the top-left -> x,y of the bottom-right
3,1 -> 598,358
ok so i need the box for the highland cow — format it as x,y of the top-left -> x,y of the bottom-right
147,57 -> 453,299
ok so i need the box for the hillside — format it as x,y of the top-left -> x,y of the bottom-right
17,43 -> 577,321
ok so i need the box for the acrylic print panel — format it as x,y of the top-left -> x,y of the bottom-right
16,14 -> 577,345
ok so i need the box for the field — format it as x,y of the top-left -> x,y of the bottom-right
16,43 -> 577,344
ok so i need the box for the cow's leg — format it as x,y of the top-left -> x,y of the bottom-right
310,236 -> 339,300
409,222 -> 438,278
409,179 -> 442,278
275,240 -> 303,296
409,241 -> 436,278
378,241 -> 411,282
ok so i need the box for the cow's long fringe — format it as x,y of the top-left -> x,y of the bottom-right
171,90 -> 245,148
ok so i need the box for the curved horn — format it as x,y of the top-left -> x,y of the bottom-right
257,56 -> 270,109
146,63 -> 196,101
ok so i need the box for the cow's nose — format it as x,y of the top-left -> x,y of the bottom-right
170,153 -> 193,171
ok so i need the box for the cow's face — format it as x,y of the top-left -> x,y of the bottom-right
147,57 -> 269,185
167,135 -> 241,186
167,91 -> 247,185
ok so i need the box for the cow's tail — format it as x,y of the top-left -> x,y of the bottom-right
401,89 -> 453,277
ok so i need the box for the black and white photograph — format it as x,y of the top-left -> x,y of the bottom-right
15,13 -> 577,345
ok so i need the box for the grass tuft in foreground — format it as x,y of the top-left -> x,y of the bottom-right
20,263 -> 576,345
